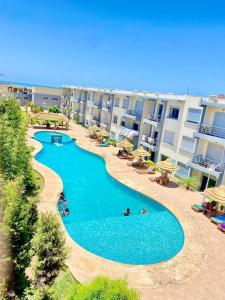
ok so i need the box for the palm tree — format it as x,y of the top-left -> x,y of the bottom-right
179,176 -> 200,190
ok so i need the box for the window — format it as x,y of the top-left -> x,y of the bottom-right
52,97 -> 59,101
180,136 -> 195,153
87,93 -> 91,100
113,115 -> 118,124
122,97 -> 129,109
43,97 -> 48,100
168,107 -> 179,119
133,123 -> 139,131
176,162 -> 189,178
114,97 -> 120,107
163,130 -> 175,145
186,108 -> 201,123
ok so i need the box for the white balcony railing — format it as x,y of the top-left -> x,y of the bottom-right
197,124 -> 225,139
191,155 -> 225,173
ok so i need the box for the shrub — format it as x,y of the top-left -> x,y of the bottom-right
48,106 -> 60,113
31,213 -> 67,287
66,276 -> 139,300
179,176 -> 200,190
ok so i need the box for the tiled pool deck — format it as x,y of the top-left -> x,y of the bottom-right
28,124 -> 225,300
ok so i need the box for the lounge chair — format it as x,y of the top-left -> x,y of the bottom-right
217,223 -> 225,232
97,141 -> 110,147
211,214 -> 225,224
156,173 -> 169,185
191,203 -> 204,212
136,166 -> 155,174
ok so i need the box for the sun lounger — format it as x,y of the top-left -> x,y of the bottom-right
191,203 -> 204,212
136,167 -> 155,174
211,214 -> 225,224
218,223 -> 225,232
97,141 -> 109,147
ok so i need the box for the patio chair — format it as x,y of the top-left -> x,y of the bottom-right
136,166 -> 155,174
211,214 -> 225,224
217,223 -> 225,233
156,173 -> 169,185
191,203 -> 204,212
97,141 -> 110,147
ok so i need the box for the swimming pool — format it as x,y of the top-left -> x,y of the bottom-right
34,131 -> 184,265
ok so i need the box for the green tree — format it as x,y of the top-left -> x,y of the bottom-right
3,179 -> 37,292
31,213 -> 67,287
179,176 -> 200,190
66,276 -> 139,300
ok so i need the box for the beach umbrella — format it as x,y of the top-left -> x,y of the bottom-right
132,146 -> 150,158
156,158 -> 179,172
204,185 -> 225,205
96,129 -> 110,137
88,124 -> 100,132
117,139 -> 133,149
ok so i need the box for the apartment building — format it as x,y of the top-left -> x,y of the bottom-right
0,81 -> 62,109
0,82 -> 33,104
63,86 -> 219,186
188,94 -> 225,190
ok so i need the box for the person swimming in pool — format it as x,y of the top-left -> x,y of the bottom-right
123,208 -> 131,216
140,208 -> 148,215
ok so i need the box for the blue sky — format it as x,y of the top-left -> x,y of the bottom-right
0,0 -> 225,95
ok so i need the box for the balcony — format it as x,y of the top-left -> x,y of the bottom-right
194,124 -> 225,146
143,113 -> 161,127
100,121 -> 110,129
91,115 -> 100,124
120,125 -> 139,139
102,102 -> 112,111
140,135 -> 158,152
187,155 -> 225,179
123,109 -> 141,121
92,102 -> 102,109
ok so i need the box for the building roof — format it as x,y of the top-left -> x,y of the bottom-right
31,112 -> 68,123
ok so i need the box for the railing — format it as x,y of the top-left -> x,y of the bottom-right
92,116 -> 100,121
191,155 -> 225,173
141,135 -> 157,146
145,112 -> 161,122
93,102 -> 102,108
102,103 -> 112,110
124,109 -> 142,119
197,124 -> 225,139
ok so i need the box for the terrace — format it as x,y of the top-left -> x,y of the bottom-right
140,135 -> 158,152
123,109 -> 142,121
143,112 -> 161,128
188,154 -> 225,179
194,124 -> 225,146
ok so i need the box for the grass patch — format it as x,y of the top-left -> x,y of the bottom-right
32,169 -> 45,195
52,268 -> 79,300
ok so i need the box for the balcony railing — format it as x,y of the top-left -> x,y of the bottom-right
197,124 -> 225,139
141,135 -> 157,146
191,155 -> 225,173
92,102 -> 102,108
145,112 -> 161,122
124,109 -> 142,119
92,116 -> 100,121
102,103 -> 112,110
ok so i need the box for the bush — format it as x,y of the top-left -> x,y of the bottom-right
48,106 -> 60,113
31,213 -> 67,287
179,176 -> 200,190
66,276 -> 139,300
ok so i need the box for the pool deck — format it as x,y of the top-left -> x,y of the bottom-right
28,124 -> 225,300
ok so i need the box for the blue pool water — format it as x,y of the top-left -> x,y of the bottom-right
34,131 -> 184,265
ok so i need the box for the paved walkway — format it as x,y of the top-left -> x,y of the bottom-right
28,124 -> 225,300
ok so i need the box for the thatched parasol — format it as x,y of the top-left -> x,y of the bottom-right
88,124 -> 100,132
117,139 -> 133,149
204,185 -> 225,205
132,146 -> 150,159
156,158 -> 179,172
96,129 -> 110,137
